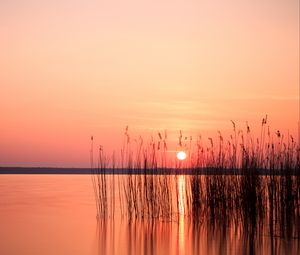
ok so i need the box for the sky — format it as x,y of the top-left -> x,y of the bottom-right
0,0 -> 299,167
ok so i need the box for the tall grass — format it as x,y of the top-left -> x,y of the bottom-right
90,119 -> 300,238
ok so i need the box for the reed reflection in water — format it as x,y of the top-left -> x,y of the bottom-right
94,210 -> 299,255
93,174 -> 300,255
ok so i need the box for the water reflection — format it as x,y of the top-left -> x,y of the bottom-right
1,175 -> 299,255
178,175 -> 186,255
178,176 -> 186,215
95,216 -> 300,255
94,175 -> 300,255
178,215 -> 185,255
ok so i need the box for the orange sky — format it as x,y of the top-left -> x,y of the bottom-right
0,0 -> 299,167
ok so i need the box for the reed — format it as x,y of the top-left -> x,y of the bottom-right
90,118 -> 300,239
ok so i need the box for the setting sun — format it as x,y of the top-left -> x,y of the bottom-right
177,151 -> 187,161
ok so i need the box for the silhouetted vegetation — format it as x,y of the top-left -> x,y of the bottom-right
90,117 -> 300,243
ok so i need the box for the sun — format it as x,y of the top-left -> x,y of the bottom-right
177,151 -> 187,161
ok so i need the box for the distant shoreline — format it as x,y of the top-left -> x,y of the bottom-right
0,167 -> 298,176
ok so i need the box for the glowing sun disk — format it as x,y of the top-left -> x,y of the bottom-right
177,151 -> 187,161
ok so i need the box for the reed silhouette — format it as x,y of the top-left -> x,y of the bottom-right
90,118 -> 300,244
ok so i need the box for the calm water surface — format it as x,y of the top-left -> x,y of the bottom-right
0,175 -> 299,255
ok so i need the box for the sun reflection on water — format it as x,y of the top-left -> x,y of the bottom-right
178,175 -> 186,255
178,175 -> 186,215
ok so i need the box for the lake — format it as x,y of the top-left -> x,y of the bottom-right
0,175 -> 299,255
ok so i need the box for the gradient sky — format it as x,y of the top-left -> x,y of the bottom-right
0,0 -> 299,167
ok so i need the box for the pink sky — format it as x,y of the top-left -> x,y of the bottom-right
0,0 -> 299,167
